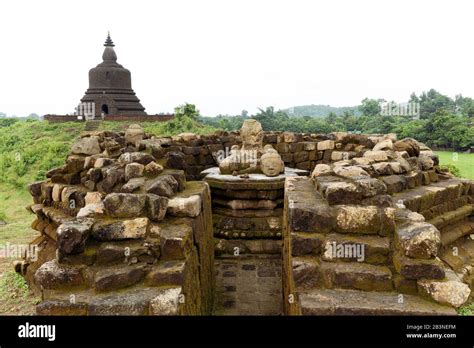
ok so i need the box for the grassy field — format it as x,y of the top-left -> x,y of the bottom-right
0,185 -> 40,314
435,151 -> 474,180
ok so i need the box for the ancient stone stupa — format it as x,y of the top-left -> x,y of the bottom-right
80,33 -> 146,119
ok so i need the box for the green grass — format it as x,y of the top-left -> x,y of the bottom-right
458,302 -> 474,316
0,185 -> 37,246
0,270 -> 39,315
435,151 -> 474,180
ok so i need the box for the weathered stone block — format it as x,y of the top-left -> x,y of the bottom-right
292,258 -> 322,290
119,152 -> 155,165
147,194 -> 169,221
417,271 -> 470,308
320,262 -> 393,292
335,205 -> 382,234
354,177 -> 387,198
311,164 -> 333,178
291,232 -> 323,256
322,234 -> 390,264
92,218 -> 149,241
159,224 -> 193,260
167,195 -> 201,218
393,253 -> 445,280
290,143 -> 304,153
149,287 -> 183,315
144,161 -> 164,177
320,181 -> 363,205
103,193 -> 147,218
146,261 -> 185,286
57,218 -> 94,254
363,150 -> 388,162
334,166 -> 369,179
165,151 -> 188,170
34,260 -> 84,289
71,136 -> 101,155
36,300 -> 88,316
95,244 -> 127,265
381,175 -> 407,194
289,195 -> 335,233
294,151 -> 309,163
396,222 -> 441,259
393,138 -> 420,157
317,140 -> 335,151
125,163 -> 144,181
94,265 -> 145,292
146,175 -> 179,198
121,177 -> 145,193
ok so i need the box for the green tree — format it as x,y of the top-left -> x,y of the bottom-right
359,98 -> 382,117
418,89 -> 454,119
174,103 -> 200,120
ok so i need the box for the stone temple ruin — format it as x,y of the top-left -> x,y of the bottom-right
18,119 -> 474,315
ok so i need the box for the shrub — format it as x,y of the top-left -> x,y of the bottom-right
440,164 -> 461,177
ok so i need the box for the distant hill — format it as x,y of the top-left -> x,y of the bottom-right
281,104 -> 361,117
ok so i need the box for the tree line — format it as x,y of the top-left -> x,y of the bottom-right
199,89 -> 474,151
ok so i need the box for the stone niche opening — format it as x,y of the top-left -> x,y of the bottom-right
101,104 -> 109,115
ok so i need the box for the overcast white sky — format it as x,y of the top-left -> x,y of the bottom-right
0,0 -> 473,116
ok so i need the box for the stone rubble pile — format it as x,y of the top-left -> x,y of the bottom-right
21,125 -> 214,315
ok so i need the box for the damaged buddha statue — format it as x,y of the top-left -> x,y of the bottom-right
218,119 -> 284,177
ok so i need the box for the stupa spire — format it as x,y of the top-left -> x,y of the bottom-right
104,31 -> 115,47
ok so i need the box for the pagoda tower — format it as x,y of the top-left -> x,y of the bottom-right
80,33 -> 146,119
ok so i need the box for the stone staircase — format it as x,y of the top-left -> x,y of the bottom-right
283,176 -> 463,315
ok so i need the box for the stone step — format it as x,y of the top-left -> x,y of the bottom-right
438,219 -> 474,246
215,238 -> 282,256
440,236 -> 474,272
213,214 -> 282,232
319,261 -> 393,292
391,178 -> 467,214
213,207 -> 283,218
215,229 -> 282,239
298,288 -> 456,315
321,233 -> 391,265
292,257 -> 393,292
392,252 -> 445,280
213,197 -> 284,210
38,285 -> 185,315
429,205 -> 474,230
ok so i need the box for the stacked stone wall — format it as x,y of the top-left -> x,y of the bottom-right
22,128 -> 214,315
282,133 -> 474,314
